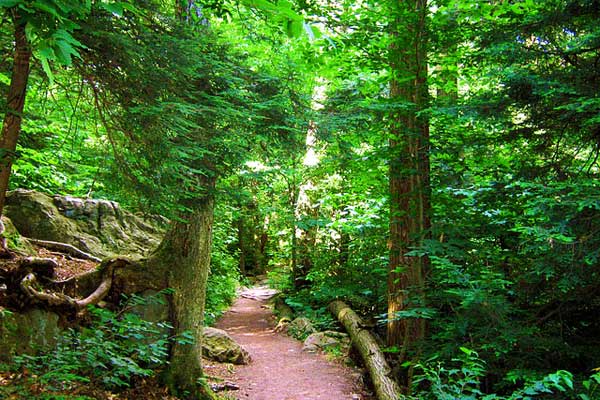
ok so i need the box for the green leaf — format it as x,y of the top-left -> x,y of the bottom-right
241,0 -> 277,14
37,45 -> 56,82
0,72 -> 10,85
31,0 -> 61,19
286,19 -> 302,37
40,56 -> 54,83
55,39 -> 77,64
0,0 -> 20,8
460,347 -> 475,356
100,2 -> 124,16
304,22 -> 322,40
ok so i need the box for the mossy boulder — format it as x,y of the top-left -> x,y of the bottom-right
288,317 -> 316,339
4,189 -> 165,258
201,327 -> 251,365
1,215 -> 35,255
302,330 -> 350,354
0,307 -> 61,362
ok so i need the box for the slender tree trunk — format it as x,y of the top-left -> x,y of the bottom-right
237,216 -> 246,275
175,0 -> 193,20
257,221 -> 269,274
386,0 -> 431,377
0,14 -> 31,218
148,184 -> 216,399
294,183 -> 317,289
286,176 -> 302,287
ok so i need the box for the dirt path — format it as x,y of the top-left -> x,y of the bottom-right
209,286 -> 370,400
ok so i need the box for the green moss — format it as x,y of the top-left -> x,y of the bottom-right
2,216 -> 35,255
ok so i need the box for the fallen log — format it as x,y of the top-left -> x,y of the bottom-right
328,300 -> 402,400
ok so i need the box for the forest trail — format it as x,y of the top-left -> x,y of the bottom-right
210,285 -> 369,400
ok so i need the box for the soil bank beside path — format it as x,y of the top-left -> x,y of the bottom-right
208,286 -> 371,400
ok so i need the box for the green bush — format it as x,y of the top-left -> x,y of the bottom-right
205,218 -> 242,326
2,293 -> 190,397
409,348 -> 600,400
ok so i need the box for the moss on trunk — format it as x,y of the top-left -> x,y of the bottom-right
147,193 -> 215,399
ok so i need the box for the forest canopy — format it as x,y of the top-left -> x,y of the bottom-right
1,0 -> 599,399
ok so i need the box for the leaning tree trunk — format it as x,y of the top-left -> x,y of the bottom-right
147,192 -> 216,399
0,13 -> 31,218
329,300 -> 403,400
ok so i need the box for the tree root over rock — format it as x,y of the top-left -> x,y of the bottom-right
25,238 -> 102,263
272,295 -> 294,332
2,255 -> 143,313
20,258 -> 125,309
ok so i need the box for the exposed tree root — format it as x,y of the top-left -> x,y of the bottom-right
25,238 -> 102,263
20,272 -> 80,307
4,256 -> 136,311
21,256 -> 58,276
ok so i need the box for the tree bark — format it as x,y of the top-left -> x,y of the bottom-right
0,13 -> 31,218
147,190 -> 216,399
386,0 -> 431,368
329,300 -> 403,400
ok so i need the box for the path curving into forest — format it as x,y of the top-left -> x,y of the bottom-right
209,285 -> 370,400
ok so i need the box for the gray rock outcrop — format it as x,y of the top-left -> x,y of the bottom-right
0,308 -> 61,361
4,189 -> 165,258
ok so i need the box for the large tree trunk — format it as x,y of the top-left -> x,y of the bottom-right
329,300 -> 403,400
0,13 -> 31,218
386,0 -> 431,376
147,190 -> 216,399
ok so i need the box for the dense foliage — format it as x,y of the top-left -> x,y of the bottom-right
1,0 -> 599,398
1,293 -> 187,399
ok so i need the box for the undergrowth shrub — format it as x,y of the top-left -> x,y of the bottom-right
266,264 -> 292,292
206,220 -> 241,326
0,291 -> 191,398
408,347 -> 600,400
284,291 -> 338,332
